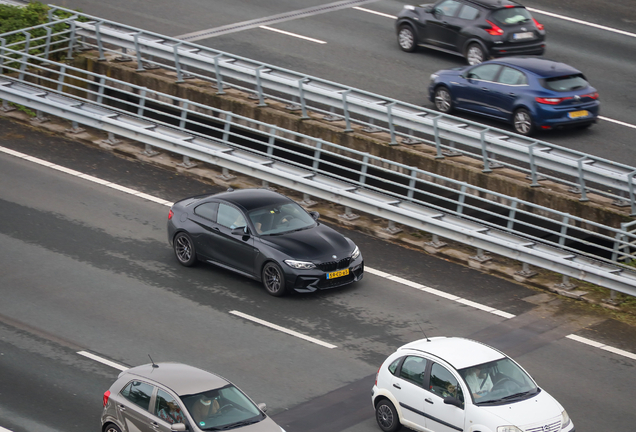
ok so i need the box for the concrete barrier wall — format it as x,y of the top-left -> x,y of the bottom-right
66,51 -> 631,230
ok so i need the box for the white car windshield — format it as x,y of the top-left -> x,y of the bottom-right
181,385 -> 264,431
459,357 -> 539,405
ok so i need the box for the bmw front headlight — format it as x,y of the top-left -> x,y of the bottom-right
351,246 -> 360,260
284,259 -> 316,270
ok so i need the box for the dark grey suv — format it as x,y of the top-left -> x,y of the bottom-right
396,0 -> 546,65
101,362 -> 285,432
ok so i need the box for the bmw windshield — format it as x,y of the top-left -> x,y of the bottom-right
458,357 -> 539,405
248,202 -> 316,235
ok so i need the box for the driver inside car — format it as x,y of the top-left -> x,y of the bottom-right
191,393 -> 221,423
464,366 -> 493,398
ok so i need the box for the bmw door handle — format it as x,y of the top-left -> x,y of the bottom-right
393,383 -> 401,389
425,398 -> 433,404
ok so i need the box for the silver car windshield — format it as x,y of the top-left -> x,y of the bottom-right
458,357 -> 538,404
248,202 -> 316,235
181,385 -> 264,431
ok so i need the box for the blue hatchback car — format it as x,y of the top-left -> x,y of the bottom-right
428,57 -> 600,135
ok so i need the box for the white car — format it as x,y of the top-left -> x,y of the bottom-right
372,337 -> 574,432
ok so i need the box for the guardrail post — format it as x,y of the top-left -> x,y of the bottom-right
527,142 -> 542,187
506,200 -> 518,231
254,66 -> 267,107
179,101 -> 189,129
301,194 -> 317,207
515,262 -> 537,279
383,220 -> 402,235
101,132 -> 121,146
133,33 -> 145,71
66,21 -> 77,60
312,141 -> 323,172
222,113 -> 233,142
387,102 -> 398,146
457,184 -> 467,215
267,127 -> 276,157
137,88 -> 147,117
571,157 -> 590,202
96,76 -> 106,104
480,130 -> 492,173
57,65 -> 67,92
1,100 -> 16,113
407,169 -> 417,200
338,206 -> 359,221
65,121 -> 85,134
297,78 -> 310,119
341,89 -> 353,132
93,22 -> 106,61
213,54 -> 226,95
173,43 -> 186,83
19,32 -> 31,80
42,27 -> 53,64
628,170 -> 636,216
0,38 -> 5,75
555,275 -> 577,290
559,215 -> 570,247
433,116 -> 443,158
359,154 -> 369,185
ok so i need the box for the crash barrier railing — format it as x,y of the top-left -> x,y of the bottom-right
1,48 -> 636,296
1,6 -> 626,216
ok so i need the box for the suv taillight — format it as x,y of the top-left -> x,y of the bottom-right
533,17 -> 544,31
168,209 -> 174,220
103,390 -> 111,407
485,20 -> 504,36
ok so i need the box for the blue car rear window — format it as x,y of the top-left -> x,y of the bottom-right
541,74 -> 589,92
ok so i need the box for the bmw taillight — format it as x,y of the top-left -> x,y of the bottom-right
533,17 -> 544,31
535,96 -> 573,105
485,20 -> 504,36
168,209 -> 174,220
103,390 -> 111,407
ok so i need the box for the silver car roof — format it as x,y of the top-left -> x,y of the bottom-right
122,363 -> 230,396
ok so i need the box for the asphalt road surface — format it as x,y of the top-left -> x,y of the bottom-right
1,1 -> 636,431
0,117 -> 635,432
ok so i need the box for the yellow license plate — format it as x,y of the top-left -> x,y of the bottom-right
327,269 -> 349,279
568,110 -> 589,119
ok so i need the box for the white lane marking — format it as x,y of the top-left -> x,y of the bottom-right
0,426 -> 14,432
1,144 -> 633,360
527,8 -> 636,38
77,351 -> 129,371
566,335 -> 636,360
259,26 -> 327,44
229,310 -> 337,349
0,147 -> 173,207
352,6 -> 396,19
599,116 -> 636,129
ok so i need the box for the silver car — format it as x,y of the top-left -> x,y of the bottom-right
101,362 -> 285,432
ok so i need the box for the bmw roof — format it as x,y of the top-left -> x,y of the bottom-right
398,337 -> 506,370
122,363 -> 230,396
487,57 -> 583,78
197,188 -> 293,212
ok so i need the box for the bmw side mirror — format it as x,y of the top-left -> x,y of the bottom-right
171,423 -> 186,432
443,396 -> 463,409
309,211 -> 320,221
257,402 -> 268,412
423,5 -> 434,13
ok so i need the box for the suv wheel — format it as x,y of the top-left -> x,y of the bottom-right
397,25 -> 416,52
466,43 -> 485,65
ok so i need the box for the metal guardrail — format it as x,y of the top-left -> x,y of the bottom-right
6,6 -> 625,216
1,47 -> 636,295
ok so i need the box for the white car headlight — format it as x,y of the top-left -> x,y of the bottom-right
284,259 -> 316,270
561,410 -> 571,429
497,427 -> 522,432
351,246 -> 360,260
430,73 -> 439,81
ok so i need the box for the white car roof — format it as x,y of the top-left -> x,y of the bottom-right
398,337 -> 505,370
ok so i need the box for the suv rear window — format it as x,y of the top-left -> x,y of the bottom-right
542,74 -> 589,92
491,7 -> 533,25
